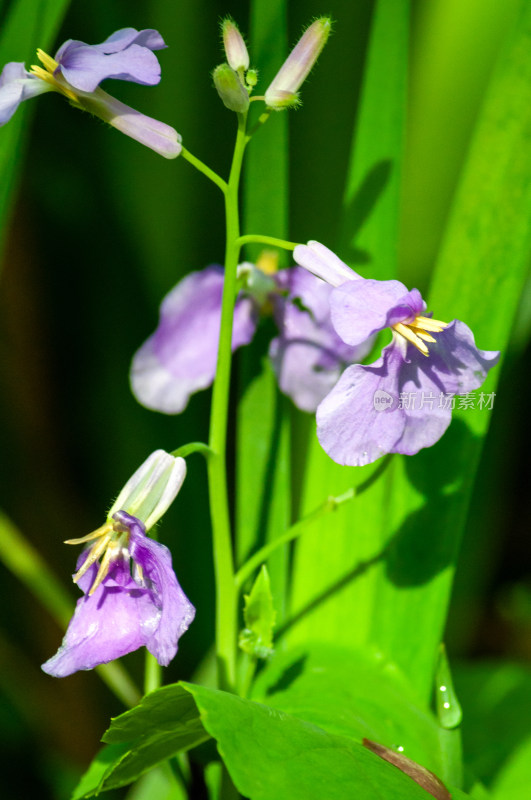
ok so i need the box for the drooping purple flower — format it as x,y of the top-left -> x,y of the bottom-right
294,241 -> 500,466
130,260 -> 373,415
42,451 -> 194,676
131,265 -> 259,413
0,28 -> 181,157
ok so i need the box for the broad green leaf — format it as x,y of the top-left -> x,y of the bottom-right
338,0 -> 409,277
236,358 -> 291,621
237,0 -> 291,621
251,643 -> 445,777
184,681 -> 438,800
288,0 -> 531,702
0,0 -> 73,262
492,737 -> 531,799
94,685 -> 208,792
239,564 -> 276,658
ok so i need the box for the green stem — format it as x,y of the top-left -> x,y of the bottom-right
181,146 -> 228,193
235,489 -> 355,589
170,441 -> 215,459
144,651 -> 162,695
236,234 -> 298,250
207,113 -> 249,692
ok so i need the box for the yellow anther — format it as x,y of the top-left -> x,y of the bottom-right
392,313 -> 448,356
72,532 -> 112,584
29,49 -> 80,103
36,49 -> 59,73
65,521 -> 113,546
393,322 -> 429,356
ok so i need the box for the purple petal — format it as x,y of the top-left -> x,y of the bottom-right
421,320 -> 500,394
329,279 -> 425,346
122,513 -> 195,666
293,241 -> 360,287
270,267 -> 372,412
83,88 -> 181,158
131,266 -> 258,413
55,29 -> 167,92
0,62 -> 52,125
41,558 -> 154,677
316,343 -> 407,466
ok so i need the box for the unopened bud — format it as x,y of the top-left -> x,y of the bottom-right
213,63 -> 250,113
265,17 -> 331,110
246,69 -> 258,88
222,18 -> 250,72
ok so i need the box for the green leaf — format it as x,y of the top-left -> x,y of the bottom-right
288,0 -> 531,703
71,742 -> 131,800
337,0 -> 409,277
252,643 -> 445,778
492,737 -> 531,799
239,564 -> 276,658
94,685 -> 208,792
183,681 -> 438,800
454,660 -> 531,787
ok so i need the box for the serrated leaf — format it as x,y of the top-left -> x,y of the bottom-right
239,564 -> 276,658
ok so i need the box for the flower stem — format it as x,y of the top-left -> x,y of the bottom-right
234,489 -> 355,589
236,234 -> 298,250
207,113 -> 249,692
180,146 -> 228,193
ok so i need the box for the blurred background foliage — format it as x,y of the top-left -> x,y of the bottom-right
0,0 -> 530,798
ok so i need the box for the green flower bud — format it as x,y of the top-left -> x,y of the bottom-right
213,63 -> 250,113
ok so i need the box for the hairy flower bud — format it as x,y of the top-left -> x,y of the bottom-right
265,17 -> 331,110
222,18 -> 250,72
213,63 -> 250,113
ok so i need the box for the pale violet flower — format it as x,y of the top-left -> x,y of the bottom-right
130,259 -> 372,415
42,450 -> 194,677
294,241 -> 500,466
0,28 -> 181,158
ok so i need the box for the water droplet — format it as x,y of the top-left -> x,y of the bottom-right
435,644 -> 463,729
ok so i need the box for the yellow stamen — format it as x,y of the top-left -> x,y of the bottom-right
412,315 -> 447,332
88,546 -> 116,596
393,322 -> 429,356
72,533 -> 112,584
36,48 -> 59,73
29,49 -> 79,103
415,331 -> 437,343
64,521 -> 113,545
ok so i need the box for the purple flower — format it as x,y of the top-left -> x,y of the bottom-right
130,260 -> 372,414
42,451 -> 194,676
0,28 -> 181,158
131,265 -> 258,414
294,241 -> 500,466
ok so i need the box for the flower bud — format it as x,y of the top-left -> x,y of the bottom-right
222,18 -> 250,72
213,63 -> 250,113
108,449 -> 186,530
265,17 -> 331,110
